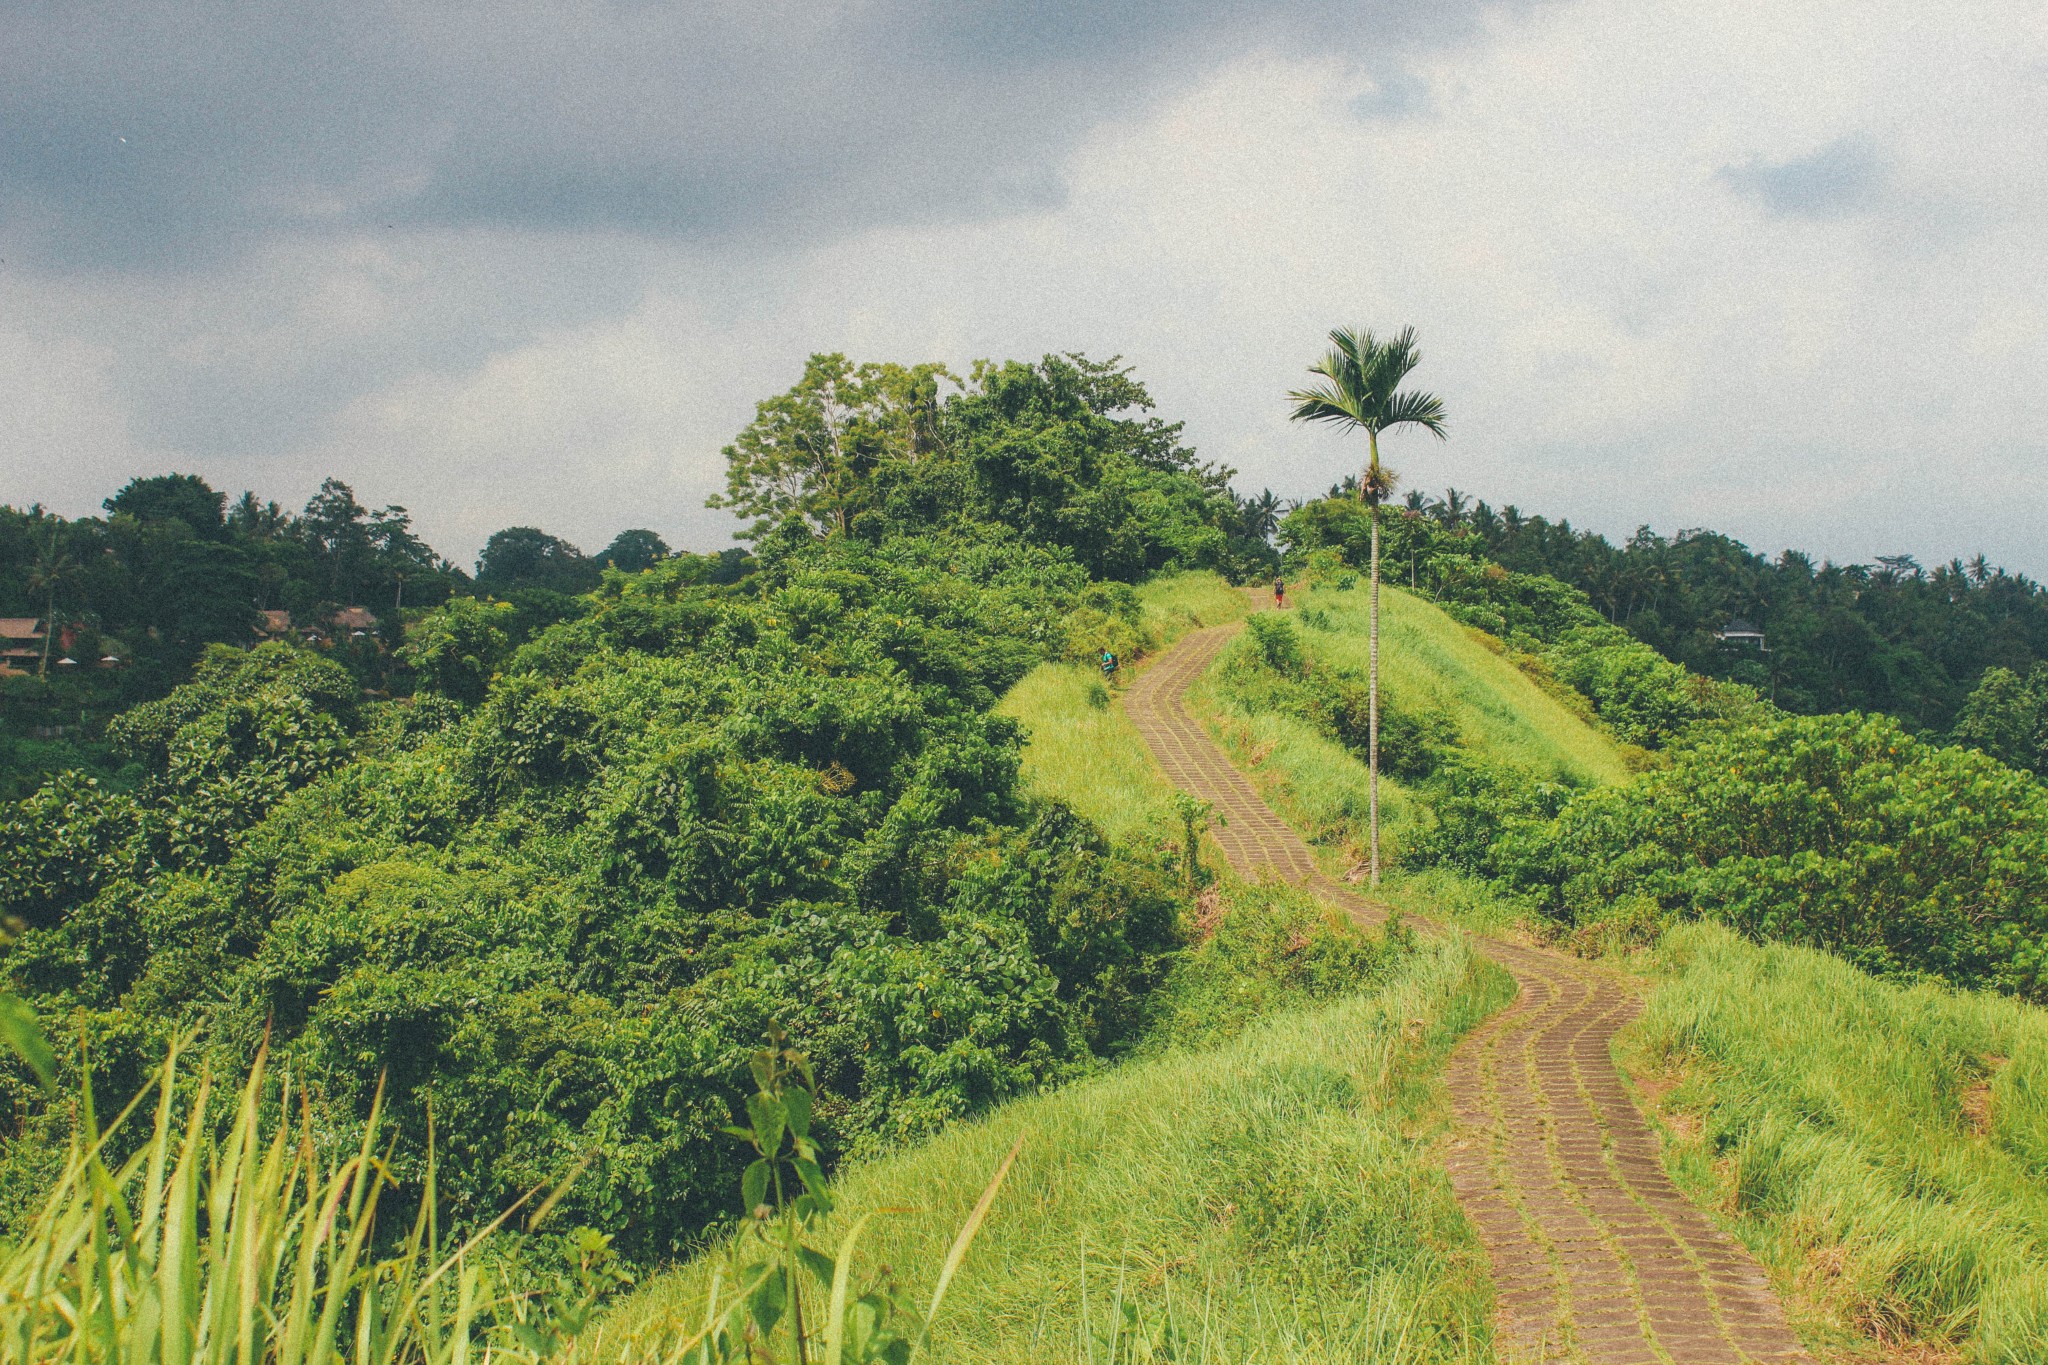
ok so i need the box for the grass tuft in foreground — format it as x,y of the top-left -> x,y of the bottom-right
1625,923 -> 2048,1363
0,1020 -> 602,1365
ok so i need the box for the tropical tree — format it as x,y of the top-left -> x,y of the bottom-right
1241,488 -> 1283,541
1287,326 -> 1447,886
709,352 -> 958,540
25,529 -> 78,678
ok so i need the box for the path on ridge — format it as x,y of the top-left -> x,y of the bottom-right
1124,620 -> 1808,1365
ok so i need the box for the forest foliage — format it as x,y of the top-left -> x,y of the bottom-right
1234,536 -> 2048,1004
0,351 -> 1285,1263
1284,489 -> 2048,736
10,344 -> 2048,1289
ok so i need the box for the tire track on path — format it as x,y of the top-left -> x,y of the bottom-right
1123,620 -> 1808,1365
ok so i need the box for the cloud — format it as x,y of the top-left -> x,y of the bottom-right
1349,65 -> 1434,120
3,0 -> 2047,579
0,0 -> 1510,272
1719,136 -> 1885,220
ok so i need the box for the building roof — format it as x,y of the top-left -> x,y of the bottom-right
0,618 -> 45,641
332,606 -> 378,630
1718,618 -> 1764,635
258,609 -> 292,634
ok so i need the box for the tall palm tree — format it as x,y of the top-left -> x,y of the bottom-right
1287,326 -> 1447,888
25,530 -> 79,679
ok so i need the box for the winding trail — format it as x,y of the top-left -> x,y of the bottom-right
1125,621 -> 1809,1365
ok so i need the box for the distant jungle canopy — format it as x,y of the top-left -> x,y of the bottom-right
7,349 -> 2048,752
1286,485 -> 2048,737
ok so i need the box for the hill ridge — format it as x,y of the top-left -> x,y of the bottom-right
1123,612 -> 1810,1365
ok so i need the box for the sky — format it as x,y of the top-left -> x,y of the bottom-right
2,0 -> 2045,574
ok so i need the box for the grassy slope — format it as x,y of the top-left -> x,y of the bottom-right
1624,924 -> 2048,1363
613,936 -> 1512,1364
996,665 -> 1175,845
1189,581 -> 2048,1361
1134,568 -> 1253,644
1336,584 -> 1627,786
995,570 -> 1248,844
1189,581 -> 1627,876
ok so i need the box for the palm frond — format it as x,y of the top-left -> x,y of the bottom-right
1383,388 -> 1448,439
1285,382 -> 1366,428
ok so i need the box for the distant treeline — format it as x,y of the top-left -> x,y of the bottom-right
0,474 -> 716,798
1294,482 -> 2048,737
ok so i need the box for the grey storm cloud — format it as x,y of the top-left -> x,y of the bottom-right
1719,136 -> 1886,220
0,0 -> 1503,272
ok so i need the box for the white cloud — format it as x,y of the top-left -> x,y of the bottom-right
3,0 -> 2045,573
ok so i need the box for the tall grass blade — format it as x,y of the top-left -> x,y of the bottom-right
921,1131 -> 1025,1337
822,1212 -> 878,1365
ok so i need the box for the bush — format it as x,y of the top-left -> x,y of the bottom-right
1505,712 -> 2048,998
0,534 -> 1194,1258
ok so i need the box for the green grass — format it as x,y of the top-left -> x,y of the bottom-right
1623,923 -> 2048,1363
996,663 -> 1178,845
1189,650 -> 1426,869
0,1022 -> 600,1365
1294,583 -> 1628,787
1134,569 -> 1252,646
998,570 -> 1248,845
610,933 -> 1514,1364
1378,866 -> 1541,939
1187,583 -> 1627,874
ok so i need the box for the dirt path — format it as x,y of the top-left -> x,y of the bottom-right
1124,621 -> 1808,1365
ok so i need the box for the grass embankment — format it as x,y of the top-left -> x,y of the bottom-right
1135,568 -> 1253,645
997,569 -> 1247,843
1189,580 -> 1626,877
1624,924 -> 2048,1364
612,934 -> 1513,1364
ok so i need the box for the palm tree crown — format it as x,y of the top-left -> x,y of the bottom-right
1284,324 -> 1448,893
1286,326 -> 1447,504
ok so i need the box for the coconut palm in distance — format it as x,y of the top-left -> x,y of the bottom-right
1286,326 -> 1448,888
25,530 -> 78,679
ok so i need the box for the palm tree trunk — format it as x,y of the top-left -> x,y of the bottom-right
39,590 -> 54,679
1366,430 -> 1382,890
1369,499 -> 1381,889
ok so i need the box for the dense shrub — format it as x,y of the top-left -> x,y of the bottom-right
1952,662 -> 2048,773
1502,712 -> 2048,998
0,533 -> 1186,1257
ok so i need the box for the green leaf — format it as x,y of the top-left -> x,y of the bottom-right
784,1083 -> 813,1140
0,993 -> 55,1093
794,1157 -> 832,1209
748,1265 -> 787,1332
741,1159 -> 772,1215
747,1093 -> 787,1159
797,1244 -> 836,1287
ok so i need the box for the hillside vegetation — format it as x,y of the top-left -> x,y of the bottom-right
1285,487 -> 2048,733
13,346 -> 2048,1364
995,570 -> 1248,845
1186,571 -> 2048,1363
614,928 -> 1510,1364
1190,581 -> 1630,874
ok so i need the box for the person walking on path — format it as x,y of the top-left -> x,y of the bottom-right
1273,576 -> 1287,609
